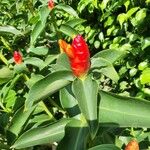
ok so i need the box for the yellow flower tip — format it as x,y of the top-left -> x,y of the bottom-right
58,39 -> 65,53
78,73 -> 88,81
72,34 -> 77,39
58,39 -> 74,58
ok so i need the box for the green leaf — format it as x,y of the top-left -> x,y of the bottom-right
135,8 -> 147,24
119,43 -> 132,51
30,21 -> 44,46
140,68 -> 150,84
39,5 -> 50,24
124,0 -> 130,11
56,53 -> 71,70
14,63 -> 28,74
24,57 -> 45,70
99,90 -> 150,127
142,37 -> 150,50
51,54 -> 71,71
106,25 -> 115,36
104,16 -> 114,27
0,26 -> 23,35
100,66 -> 119,83
117,13 -> 127,28
31,114 -> 51,126
30,5 -> 50,46
11,119 -> 70,149
5,90 -> 16,108
59,24 -> 78,38
57,119 -> 89,150
146,0 -> 150,4
26,74 -> 44,89
126,7 -> 139,18
88,144 -> 120,150
29,46 -> 49,56
100,0 -> 110,11
60,86 -> 79,117
91,57 -> 110,69
94,40 -> 100,49
0,66 -> 13,85
44,55 -> 58,66
65,18 -> 86,28
7,106 -> 36,144
0,74 -> 21,104
55,4 -> 78,17
25,71 -> 74,109
93,49 -> 126,64
138,61 -> 148,71
91,57 -> 119,82
72,76 -> 98,138
78,0 -> 92,12
0,36 -> 12,51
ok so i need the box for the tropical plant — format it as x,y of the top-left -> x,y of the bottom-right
0,0 -> 150,150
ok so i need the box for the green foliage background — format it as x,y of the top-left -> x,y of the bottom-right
0,0 -> 150,149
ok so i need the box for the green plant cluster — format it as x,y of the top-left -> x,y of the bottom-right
0,0 -> 150,150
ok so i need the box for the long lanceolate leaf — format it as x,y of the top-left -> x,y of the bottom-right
8,71 -> 73,145
25,71 -> 74,109
92,49 -> 127,64
91,57 -> 119,82
11,119 -> 70,149
54,4 -> 78,17
30,5 -> 50,46
7,106 -> 36,144
0,26 -> 23,35
57,119 -> 89,150
72,76 -> 99,139
99,90 -> 150,127
60,86 -> 80,117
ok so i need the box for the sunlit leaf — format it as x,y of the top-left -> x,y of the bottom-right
11,119 -> 70,149
140,68 -> 150,84
0,26 -> 23,35
25,71 -> 74,109
29,46 -> 49,56
99,90 -> 150,127
57,119 -> 89,150
91,57 -> 119,82
0,66 -> 13,85
59,24 -> 78,38
55,4 -> 78,17
72,76 -> 99,138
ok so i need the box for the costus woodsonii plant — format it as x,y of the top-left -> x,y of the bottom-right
1,0 -> 150,150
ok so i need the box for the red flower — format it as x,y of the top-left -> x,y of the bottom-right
48,0 -> 54,10
125,140 -> 139,150
58,35 -> 90,78
13,51 -> 22,64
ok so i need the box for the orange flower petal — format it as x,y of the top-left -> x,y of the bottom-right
125,140 -> 139,150
58,39 -> 74,58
